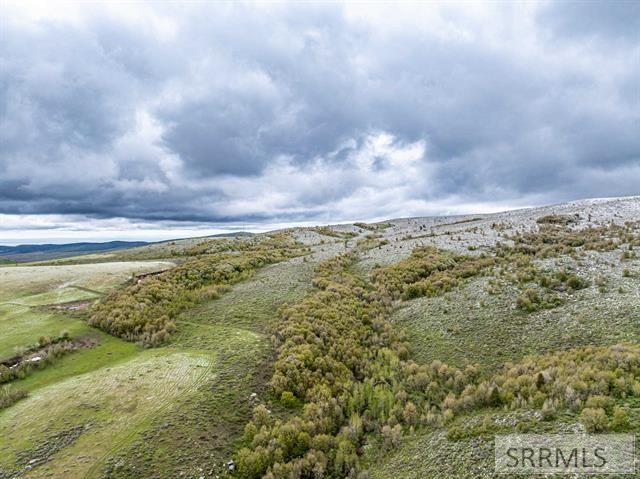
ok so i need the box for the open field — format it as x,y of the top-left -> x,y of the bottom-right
392,270 -> 640,372
0,262 -> 172,361
0,262 -> 173,301
0,242 -> 149,264
0,351 -> 213,478
0,260 -> 182,478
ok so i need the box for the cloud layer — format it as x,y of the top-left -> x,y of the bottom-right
1,0 -> 638,235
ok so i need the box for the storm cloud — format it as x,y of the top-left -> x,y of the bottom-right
1,0 -> 638,236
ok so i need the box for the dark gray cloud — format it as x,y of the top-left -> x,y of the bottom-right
0,0 -> 638,231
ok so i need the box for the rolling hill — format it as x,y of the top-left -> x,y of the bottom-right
0,196 -> 638,478
0,241 -> 149,263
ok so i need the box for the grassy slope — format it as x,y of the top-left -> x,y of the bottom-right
367,248 -> 640,478
100,258 -> 317,478
23,234 -> 253,266
0,350 -> 213,479
0,242 -> 318,479
14,332 -> 139,394
393,274 -> 640,373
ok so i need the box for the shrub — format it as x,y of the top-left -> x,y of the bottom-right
536,215 -> 578,226
0,385 -> 28,410
381,424 -> 402,450
609,406 -> 630,431
584,395 -> 613,413
580,407 -> 608,432
252,404 -> 271,428
541,399 -> 557,420
446,425 -> 466,441
280,391 -> 298,408
516,288 -> 562,312
0,333 -> 78,385
566,274 -> 590,290
402,402 -> 418,425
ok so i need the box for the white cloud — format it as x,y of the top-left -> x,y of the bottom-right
0,0 -> 638,240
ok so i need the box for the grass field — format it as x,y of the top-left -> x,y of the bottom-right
0,260 -> 180,478
0,351 -> 213,478
0,261 -> 173,301
0,262 -> 172,361
392,273 -> 640,373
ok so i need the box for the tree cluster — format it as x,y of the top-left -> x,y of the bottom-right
439,344 -> 639,437
237,252 -> 415,477
90,234 -> 305,346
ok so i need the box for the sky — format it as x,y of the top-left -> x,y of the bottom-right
1,0 -> 639,244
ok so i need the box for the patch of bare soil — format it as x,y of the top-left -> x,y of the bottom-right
49,299 -> 94,311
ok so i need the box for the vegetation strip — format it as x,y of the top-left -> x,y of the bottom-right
236,251 -> 410,477
0,385 -> 27,411
90,234 -> 307,346
0,333 -> 95,389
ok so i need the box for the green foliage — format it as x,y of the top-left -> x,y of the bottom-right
90,234 -> 304,346
356,234 -> 388,251
375,221 -> 622,312
609,406 -> 630,431
237,252 -> 415,477
0,385 -> 28,410
446,416 -> 496,441
503,220 -> 640,258
443,344 -> 640,426
516,288 -> 562,312
235,224 -> 640,477
280,391 -> 299,408
354,222 -> 393,232
381,424 -> 402,450
235,250 -> 489,477
580,407 -> 608,432
536,214 -> 578,226
371,246 -> 496,301
0,332 -> 79,385
312,227 -> 358,239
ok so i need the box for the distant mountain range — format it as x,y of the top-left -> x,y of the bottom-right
0,232 -> 255,263
0,241 -> 150,263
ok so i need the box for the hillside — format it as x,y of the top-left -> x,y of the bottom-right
0,196 -> 638,478
0,241 -> 149,263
